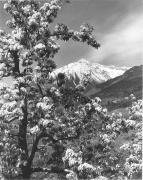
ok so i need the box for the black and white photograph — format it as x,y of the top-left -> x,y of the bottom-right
0,0 -> 142,179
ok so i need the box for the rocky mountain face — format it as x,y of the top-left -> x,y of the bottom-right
54,59 -> 129,88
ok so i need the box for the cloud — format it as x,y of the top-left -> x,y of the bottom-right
87,13 -> 143,66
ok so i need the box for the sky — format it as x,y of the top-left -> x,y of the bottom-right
0,0 -> 143,67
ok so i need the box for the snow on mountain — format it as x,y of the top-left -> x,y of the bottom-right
54,59 -> 129,85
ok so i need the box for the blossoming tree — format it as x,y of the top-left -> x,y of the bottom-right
0,0 -> 142,180
0,0 -> 100,179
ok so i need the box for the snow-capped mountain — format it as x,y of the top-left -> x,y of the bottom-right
54,59 -> 129,85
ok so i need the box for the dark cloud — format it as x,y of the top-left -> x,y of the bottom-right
0,0 -> 142,67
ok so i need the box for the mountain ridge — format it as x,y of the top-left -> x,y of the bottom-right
53,60 -> 142,109
91,65 -> 142,100
54,59 -> 129,87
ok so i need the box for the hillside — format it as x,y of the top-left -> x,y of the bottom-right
93,65 -> 142,98
91,65 -> 142,110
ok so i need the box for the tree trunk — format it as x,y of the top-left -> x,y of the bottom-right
10,50 -> 20,76
21,165 -> 32,179
18,97 -> 30,179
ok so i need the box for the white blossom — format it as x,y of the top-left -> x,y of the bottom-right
94,97 -> 101,104
19,0 -> 26,2
95,106 -> 102,112
3,94 -> 10,100
125,119 -> 136,127
78,162 -> 96,172
31,12 -> 41,21
102,108 -> 107,114
34,43 -> 45,51
120,143 -> 130,150
93,176 -> 108,180
36,102 -> 52,111
22,5 -> 32,14
39,118 -> 53,127
0,71 -> 4,77
20,87 -> 27,94
9,42 -> 23,51
43,96 -> 52,103
66,170 -> 78,180
28,18 -> 38,27
102,134 -> 110,143
17,77 -> 25,83
0,63 -> 6,70
3,3 -> 11,10
63,149 -> 82,167
30,125 -> 39,134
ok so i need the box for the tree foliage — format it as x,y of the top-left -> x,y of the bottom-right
0,0 -> 142,180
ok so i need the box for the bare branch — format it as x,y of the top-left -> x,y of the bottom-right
32,166 -> 67,175
37,83 -> 44,97
5,116 -> 19,123
56,132 -> 81,142
28,132 -> 44,166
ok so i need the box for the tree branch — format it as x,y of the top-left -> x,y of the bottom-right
28,131 -> 53,166
28,132 -> 44,166
32,166 -> 67,175
5,116 -> 19,123
32,167 -> 51,173
37,83 -> 44,97
55,132 -> 80,142
18,96 -> 28,156
28,128 -> 80,168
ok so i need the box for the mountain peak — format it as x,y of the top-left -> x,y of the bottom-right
77,58 -> 89,64
54,59 -> 129,87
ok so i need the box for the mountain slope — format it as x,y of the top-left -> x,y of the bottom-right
54,59 -> 129,86
91,65 -> 142,100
